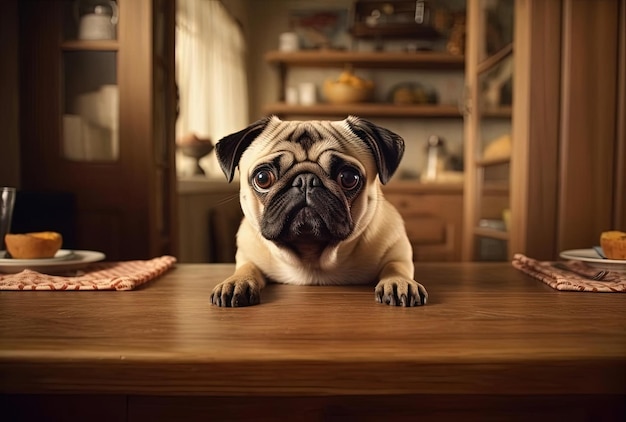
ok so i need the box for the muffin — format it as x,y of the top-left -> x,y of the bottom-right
600,230 -> 626,260
4,231 -> 63,259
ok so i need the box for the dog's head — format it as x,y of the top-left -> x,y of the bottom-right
215,116 -> 404,258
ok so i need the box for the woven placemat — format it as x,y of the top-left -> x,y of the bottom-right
0,255 -> 177,291
512,253 -> 626,292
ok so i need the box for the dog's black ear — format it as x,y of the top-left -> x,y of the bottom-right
345,116 -> 405,184
215,116 -> 273,182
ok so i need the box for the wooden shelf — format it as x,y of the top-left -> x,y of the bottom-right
263,102 -> 463,118
61,40 -> 119,51
475,156 -> 511,167
264,50 -> 465,70
477,43 -> 513,74
473,226 -> 509,241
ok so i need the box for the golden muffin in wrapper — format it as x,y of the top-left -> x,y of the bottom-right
600,230 -> 626,260
4,232 -> 63,259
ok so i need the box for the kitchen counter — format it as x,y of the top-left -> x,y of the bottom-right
1,263 -> 625,420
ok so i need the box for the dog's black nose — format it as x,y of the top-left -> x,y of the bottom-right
292,173 -> 321,192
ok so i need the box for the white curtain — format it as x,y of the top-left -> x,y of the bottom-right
176,0 -> 249,178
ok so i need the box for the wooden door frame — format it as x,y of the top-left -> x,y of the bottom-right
510,0 -> 562,260
557,0 -> 622,251
615,0 -> 626,230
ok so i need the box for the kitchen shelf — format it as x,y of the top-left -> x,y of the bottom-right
263,102 -> 462,118
475,156 -> 511,167
61,40 -> 119,51
264,50 -> 465,69
264,49 -> 465,119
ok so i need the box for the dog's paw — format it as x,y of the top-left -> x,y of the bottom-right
210,276 -> 261,307
374,278 -> 428,307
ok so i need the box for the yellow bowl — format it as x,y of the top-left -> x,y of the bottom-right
323,80 -> 373,104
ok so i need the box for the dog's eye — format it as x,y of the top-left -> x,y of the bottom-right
253,169 -> 276,192
337,167 -> 361,191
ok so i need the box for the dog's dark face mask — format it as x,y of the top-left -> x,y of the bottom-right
215,116 -> 405,257
253,154 -> 360,253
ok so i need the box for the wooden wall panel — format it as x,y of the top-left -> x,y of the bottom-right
558,0 -> 620,250
0,0 -> 20,187
510,0 -> 562,260
615,0 -> 626,230
76,211 -> 122,261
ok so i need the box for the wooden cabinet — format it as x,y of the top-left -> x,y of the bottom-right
384,182 -> 464,261
18,0 -> 177,260
464,0 -> 625,261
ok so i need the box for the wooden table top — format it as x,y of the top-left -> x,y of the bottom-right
1,263 -> 625,396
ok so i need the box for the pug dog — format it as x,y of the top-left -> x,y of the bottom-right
210,115 -> 428,307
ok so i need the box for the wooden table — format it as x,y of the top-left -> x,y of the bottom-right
1,263 -> 625,421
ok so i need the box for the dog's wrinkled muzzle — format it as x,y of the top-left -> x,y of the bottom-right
260,172 -> 352,244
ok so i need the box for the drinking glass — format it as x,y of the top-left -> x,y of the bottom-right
1,187 -> 16,253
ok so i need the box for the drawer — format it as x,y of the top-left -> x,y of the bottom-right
404,217 -> 446,245
385,194 -> 462,216
384,192 -> 463,261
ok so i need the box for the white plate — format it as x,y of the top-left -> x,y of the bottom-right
560,248 -> 626,273
0,250 -> 106,274
0,249 -> 74,264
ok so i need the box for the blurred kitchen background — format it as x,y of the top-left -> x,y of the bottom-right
1,0 -> 624,264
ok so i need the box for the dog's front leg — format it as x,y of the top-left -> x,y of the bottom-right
210,262 -> 266,307
375,261 -> 428,307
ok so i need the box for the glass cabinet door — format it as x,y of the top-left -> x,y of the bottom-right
61,0 -> 119,162
476,0 -> 514,63
462,0 -> 514,261
476,0 -> 513,129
